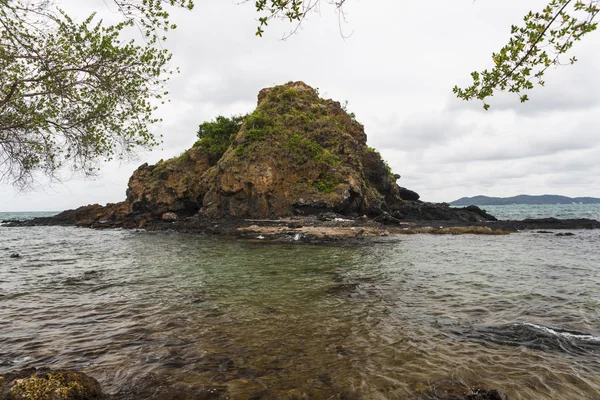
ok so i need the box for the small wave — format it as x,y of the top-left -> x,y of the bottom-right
454,322 -> 600,355
522,322 -> 600,342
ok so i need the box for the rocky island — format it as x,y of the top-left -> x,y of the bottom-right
5,82 -> 600,400
6,82 -> 600,240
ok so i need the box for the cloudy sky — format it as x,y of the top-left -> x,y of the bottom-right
2,0 -> 599,211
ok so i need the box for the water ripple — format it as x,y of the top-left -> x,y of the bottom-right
1,226 -> 600,399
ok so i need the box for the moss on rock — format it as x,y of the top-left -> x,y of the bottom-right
1,369 -> 105,400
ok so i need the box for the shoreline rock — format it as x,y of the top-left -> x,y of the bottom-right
3,82 -> 599,239
0,368 -> 105,400
5,210 -> 599,245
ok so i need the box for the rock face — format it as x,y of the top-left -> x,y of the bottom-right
200,81 -> 404,218
25,81 -> 498,228
0,368 -> 105,400
125,147 -> 214,218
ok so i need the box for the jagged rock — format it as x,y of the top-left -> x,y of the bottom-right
398,186 -> 420,201
125,147 -> 214,218
12,81 -> 499,229
0,368 -> 105,399
9,253 -> 20,258
374,211 -> 401,225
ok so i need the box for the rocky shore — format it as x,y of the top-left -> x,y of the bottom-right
5,81 -> 598,240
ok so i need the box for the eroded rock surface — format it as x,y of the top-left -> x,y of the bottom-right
8,81 -> 498,230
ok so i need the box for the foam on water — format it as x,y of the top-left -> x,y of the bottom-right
522,323 -> 600,343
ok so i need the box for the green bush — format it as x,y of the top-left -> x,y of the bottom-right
234,145 -> 246,157
245,110 -> 272,130
313,172 -> 341,193
282,87 -> 299,100
243,110 -> 273,141
194,114 -> 246,159
286,133 -> 322,164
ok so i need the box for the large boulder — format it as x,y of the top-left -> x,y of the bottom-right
0,368 -> 105,400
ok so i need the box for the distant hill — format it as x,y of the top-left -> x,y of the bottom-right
450,195 -> 600,206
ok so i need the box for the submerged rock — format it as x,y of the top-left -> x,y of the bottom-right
0,368 -> 105,400
421,379 -> 509,400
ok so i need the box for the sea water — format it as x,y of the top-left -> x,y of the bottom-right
1,206 -> 599,399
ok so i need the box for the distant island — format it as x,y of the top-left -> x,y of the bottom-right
451,195 -> 600,206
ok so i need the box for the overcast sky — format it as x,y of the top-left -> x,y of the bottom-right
2,0 -> 599,211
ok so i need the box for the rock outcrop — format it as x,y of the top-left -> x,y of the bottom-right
14,81 -> 498,229
0,368 -> 105,400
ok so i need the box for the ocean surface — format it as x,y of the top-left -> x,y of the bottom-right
474,204 -> 600,221
1,206 -> 599,399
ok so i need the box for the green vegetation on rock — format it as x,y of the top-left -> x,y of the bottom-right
313,172 -> 342,193
3,369 -> 104,400
74,81 -> 420,222
195,115 -> 246,160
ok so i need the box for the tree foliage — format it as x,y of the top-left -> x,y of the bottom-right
454,0 -> 599,109
248,0 -> 348,37
0,0 -> 193,186
194,115 -> 246,160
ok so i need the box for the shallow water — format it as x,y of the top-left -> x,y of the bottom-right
1,226 -> 600,399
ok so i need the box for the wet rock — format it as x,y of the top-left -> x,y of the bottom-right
433,389 -> 509,400
463,389 -> 509,400
9,254 -> 20,258
536,230 -> 553,234
555,232 -> 575,237
389,202 -> 497,223
374,211 -> 400,225
423,380 -> 509,400
112,371 -> 229,400
317,212 -> 343,222
0,368 -> 105,399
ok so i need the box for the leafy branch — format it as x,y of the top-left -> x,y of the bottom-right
0,0 -> 194,187
454,0 -> 599,110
